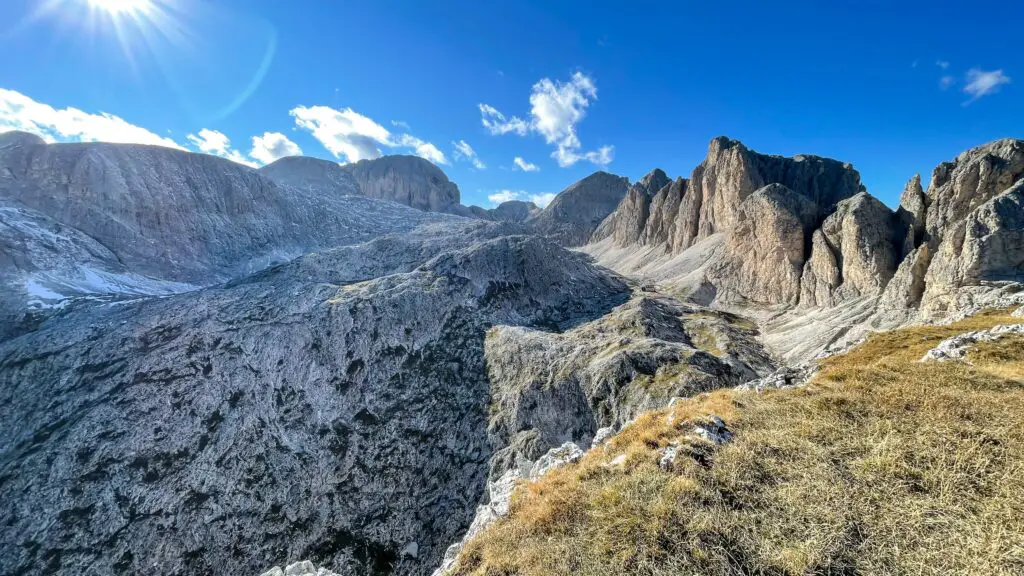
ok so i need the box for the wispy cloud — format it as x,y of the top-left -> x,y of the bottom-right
962,68 -> 1011,105
478,72 -> 614,167
479,104 -> 529,136
291,104 -> 446,164
486,189 -> 556,208
513,156 -> 539,172
939,75 -> 955,90
452,139 -> 486,169
936,60 -> 950,70
0,87 -> 184,150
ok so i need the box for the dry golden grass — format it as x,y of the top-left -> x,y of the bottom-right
451,309 -> 1024,576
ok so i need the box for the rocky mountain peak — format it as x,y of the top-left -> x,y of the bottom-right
0,130 -> 47,149
342,154 -> 462,213
258,155 -> 359,196
592,168 -> 672,245
924,138 -> 1024,247
529,170 -> 630,246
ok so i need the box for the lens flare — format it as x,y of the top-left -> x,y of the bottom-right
87,0 -> 153,14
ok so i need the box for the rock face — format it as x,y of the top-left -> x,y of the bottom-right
478,200 -> 541,223
799,192 -> 900,307
530,171 -> 630,246
0,133 -> 462,343
594,137 -> 864,255
0,133 -> 452,285
923,139 -> 1024,248
708,184 -> 819,305
920,180 -> 1024,314
483,294 -> 773,479
592,169 -> 671,244
258,156 -> 360,196
897,174 -> 927,256
341,155 -> 462,214
0,225 -> 630,576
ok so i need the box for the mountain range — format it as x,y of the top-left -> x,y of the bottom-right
0,129 -> 1021,575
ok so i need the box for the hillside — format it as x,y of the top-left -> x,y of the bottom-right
448,307 -> 1024,575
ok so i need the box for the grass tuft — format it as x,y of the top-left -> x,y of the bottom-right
451,309 -> 1024,575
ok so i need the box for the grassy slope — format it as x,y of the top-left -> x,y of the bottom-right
452,309 -> 1024,575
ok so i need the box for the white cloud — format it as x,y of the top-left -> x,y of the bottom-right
488,189 -> 522,204
478,72 -> 613,167
391,120 -> 411,130
485,189 -> 556,208
291,104 -> 447,165
0,87 -> 184,150
479,104 -> 529,136
453,139 -> 486,169
397,134 -> 448,165
290,105 -> 390,162
962,68 -> 1011,105
186,129 -> 257,167
936,60 -> 950,69
939,75 -> 955,90
529,192 -> 557,208
250,131 -> 302,165
513,156 -> 539,172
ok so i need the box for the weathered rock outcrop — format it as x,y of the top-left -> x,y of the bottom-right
592,169 -> 671,245
484,294 -> 774,478
897,174 -> 927,256
920,180 -> 1024,314
593,137 -> 864,255
707,184 -> 818,305
923,139 -> 1024,247
341,155 -> 462,213
530,171 -> 629,246
0,226 -> 630,576
484,200 -> 541,223
799,192 -> 900,307
258,156 -> 360,196
0,133 -> 453,286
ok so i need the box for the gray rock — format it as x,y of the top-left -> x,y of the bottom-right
529,442 -> 584,479
896,174 -> 927,256
489,200 -> 541,223
592,169 -> 671,245
800,192 -> 900,307
924,138 -> 1024,248
529,171 -> 630,246
590,426 -> 616,448
483,293 -> 774,478
708,184 -> 819,305
920,180 -> 1024,316
341,154 -> 462,213
258,156 -> 359,196
920,324 -> 1024,362
0,229 -> 629,576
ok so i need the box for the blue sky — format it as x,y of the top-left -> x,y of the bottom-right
0,0 -> 1019,208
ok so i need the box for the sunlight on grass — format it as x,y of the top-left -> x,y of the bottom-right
450,309 -> 1024,575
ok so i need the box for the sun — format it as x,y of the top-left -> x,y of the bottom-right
87,0 -> 153,14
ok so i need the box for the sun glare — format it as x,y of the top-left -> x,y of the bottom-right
88,0 -> 152,14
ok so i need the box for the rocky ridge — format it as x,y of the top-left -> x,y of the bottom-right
587,136 -> 1024,360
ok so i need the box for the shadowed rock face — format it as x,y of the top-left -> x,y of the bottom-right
530,171 -> 630,246
488,200 -> 541,223
708,184 -> 820,305
800,192 -> 901,307
0,227 -> 630,576
592,169 -> 671,245
341,155 -> 462,213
